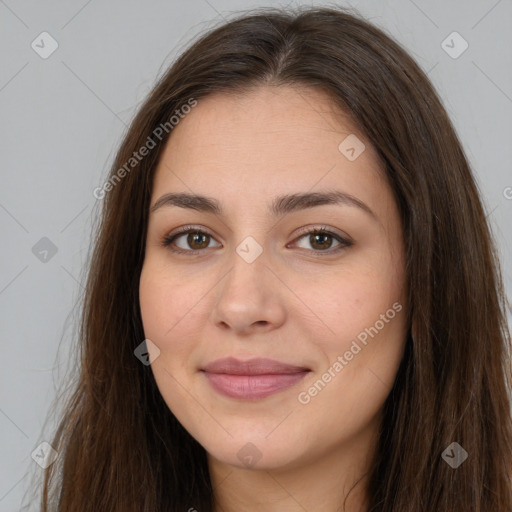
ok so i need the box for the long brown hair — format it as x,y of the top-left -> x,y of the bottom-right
33,5 -> 512,511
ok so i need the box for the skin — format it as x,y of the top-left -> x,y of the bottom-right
139,85 -> 408,511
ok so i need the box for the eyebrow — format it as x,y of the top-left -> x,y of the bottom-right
150,190 -> 377,220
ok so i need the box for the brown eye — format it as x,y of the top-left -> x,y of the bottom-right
308,232 -> 334,251
162,227 -> 221,254
185,232 -> 210,250
162,225 -> 352,256
292,227 -> 352,254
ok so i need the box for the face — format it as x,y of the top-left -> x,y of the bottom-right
139,85 -> 408,472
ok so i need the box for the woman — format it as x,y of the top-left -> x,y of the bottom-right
37,5 -> 512,511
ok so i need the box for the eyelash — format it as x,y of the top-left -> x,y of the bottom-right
160,224 -> 353,256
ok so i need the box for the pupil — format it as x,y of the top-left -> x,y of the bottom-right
313,233 -> 331,249
189,232 -> 208,249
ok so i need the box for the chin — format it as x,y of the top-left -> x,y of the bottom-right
200,431 -> 307,471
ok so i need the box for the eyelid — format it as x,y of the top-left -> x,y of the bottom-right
291,224 -> 353,244
169,224 -> 215,238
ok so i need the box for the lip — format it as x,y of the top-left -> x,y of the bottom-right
201,357 -> 311,400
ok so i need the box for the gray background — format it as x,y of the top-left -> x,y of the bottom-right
1,0 -> 511,510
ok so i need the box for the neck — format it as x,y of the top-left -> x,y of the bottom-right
208,415 -> 379,512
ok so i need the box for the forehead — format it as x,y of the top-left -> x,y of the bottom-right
159,85 -> 373,162
151,85 -> 388,217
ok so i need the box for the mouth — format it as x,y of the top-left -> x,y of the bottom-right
200,357 -> 311,400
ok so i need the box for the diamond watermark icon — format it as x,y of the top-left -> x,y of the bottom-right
441,441 -> 468,468
31,32 -> 59,59
338,134 -> 366,161
237,442 -> 262,468
134,339 -> 161,366
441,31 -> 468,59
236,236 -> 263,264
32,237 -> 58,263
31,442 -> 58,469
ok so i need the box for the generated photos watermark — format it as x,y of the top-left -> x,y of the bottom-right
93,97 -> 198,200
297,301 -> 403,405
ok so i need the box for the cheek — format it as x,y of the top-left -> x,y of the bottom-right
139,262 -> 196,357
293,270 -> 406,437
300,260 -> 404,349
139,266 -> 171,339
139,263 -> 198,415
295,246 -> 407,403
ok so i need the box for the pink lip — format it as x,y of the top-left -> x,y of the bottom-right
201,357 -> 310,400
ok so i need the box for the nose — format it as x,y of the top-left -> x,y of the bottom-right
211,245 -> 286,336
